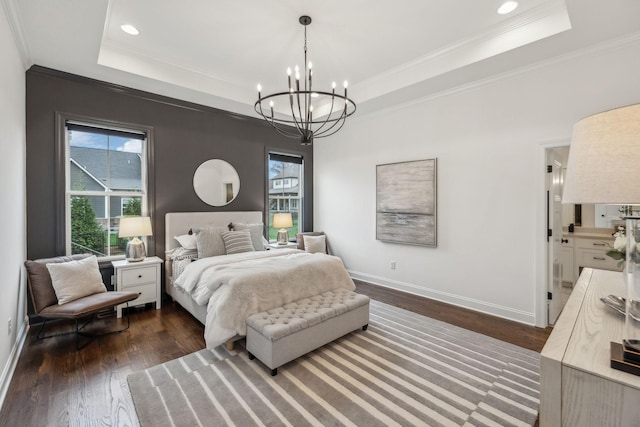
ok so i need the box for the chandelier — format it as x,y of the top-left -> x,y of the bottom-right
255,16 -> 356,145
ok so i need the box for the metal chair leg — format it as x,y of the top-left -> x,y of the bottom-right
36,302 -> 133,350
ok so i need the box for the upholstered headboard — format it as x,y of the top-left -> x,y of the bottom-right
165,211 -> 263,253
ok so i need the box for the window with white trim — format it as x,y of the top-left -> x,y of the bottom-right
65,122 -> 148,258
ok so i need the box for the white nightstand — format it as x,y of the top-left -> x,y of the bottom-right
111,256 -> 163,318
268,242 -> 298,249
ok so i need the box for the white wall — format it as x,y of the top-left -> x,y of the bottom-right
0,2 -> 27,408
315,37 -> 640,326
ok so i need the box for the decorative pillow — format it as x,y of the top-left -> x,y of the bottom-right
194,226 -> 228,258
296,232 -> 326,251
221,230 -> 255,254
174,233 -> 197,250
45,255 -> 107,304
303,234 -> 327,254
231,222 -> 266,251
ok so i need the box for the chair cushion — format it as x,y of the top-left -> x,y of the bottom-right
38,291 -> 139,319
46,255 -> 107,304
303,234 -> 327,254
296,232 -> 328,253
25,254 -> 91,313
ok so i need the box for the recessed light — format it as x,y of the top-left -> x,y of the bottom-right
497,1 -> 519,15
120,24 -> 140,36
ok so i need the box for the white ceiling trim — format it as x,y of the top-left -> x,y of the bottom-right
357,30 -> 640,121
97,0 -> 571,112
1,0 -> 32,69
355,0 -> 571,104
97,39 -> 255,104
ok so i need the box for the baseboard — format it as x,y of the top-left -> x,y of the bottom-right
349,270 -> 536,325
0,318 -> 28,411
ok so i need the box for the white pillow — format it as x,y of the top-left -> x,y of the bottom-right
46,256 -> 107,304
304,234 -> 327,254
174,233 -> 197,250
221,230 -> 255,254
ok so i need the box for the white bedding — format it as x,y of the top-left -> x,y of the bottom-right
173,249 -> 355,348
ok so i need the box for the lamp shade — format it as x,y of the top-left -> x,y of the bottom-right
562,104 -> 640,205
118,216 -> 152,238
272,213 -> 293,229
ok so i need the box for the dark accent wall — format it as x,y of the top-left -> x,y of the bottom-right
26,66 -> 314,261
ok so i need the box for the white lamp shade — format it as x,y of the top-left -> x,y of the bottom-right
272,213 -> 293,229
563,104 -> 640,205
118,216 -> 153,238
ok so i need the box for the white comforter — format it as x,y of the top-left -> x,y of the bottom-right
173,249 -> 355,348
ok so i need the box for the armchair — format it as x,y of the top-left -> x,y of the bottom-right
24,254 -> 139,349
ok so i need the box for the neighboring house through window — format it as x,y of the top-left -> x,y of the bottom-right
268,152 -> 303,242
65,121 -> 149,258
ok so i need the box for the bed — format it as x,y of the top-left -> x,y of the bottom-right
164,211 -> 355,349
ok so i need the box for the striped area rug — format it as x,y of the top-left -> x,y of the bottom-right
128,301 -> 540,426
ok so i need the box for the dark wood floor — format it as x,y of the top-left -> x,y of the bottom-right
0,281 -> 551,426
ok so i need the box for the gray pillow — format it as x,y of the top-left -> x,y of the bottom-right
194,226 -> 228,258
231,222 -> 266,251
221,230 -> 255,254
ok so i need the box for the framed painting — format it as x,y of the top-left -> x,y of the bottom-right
376,158 -> 437,247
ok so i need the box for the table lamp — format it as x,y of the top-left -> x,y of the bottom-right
118,216 -> 153,262
272,213 -> 293,245
562,103 -> 640,374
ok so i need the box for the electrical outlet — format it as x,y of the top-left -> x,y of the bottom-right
390,261 -> 396,270
8,318 -> 12,335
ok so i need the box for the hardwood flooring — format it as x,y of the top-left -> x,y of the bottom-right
0,281 -> 551,426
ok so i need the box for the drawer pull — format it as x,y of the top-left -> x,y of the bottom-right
593,257 -> 606,261
592,243 -> 606,247
561,238 -> 569,244
138,274 -> 143,278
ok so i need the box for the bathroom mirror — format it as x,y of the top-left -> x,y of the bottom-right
193,159 -> 240,206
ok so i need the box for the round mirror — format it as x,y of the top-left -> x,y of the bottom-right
193,159 -> 240,206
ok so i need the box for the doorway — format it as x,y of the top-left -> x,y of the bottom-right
546,146 -> 571,325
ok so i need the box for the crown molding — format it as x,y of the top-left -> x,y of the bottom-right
1,0 -> 32,69
358,30 -> 640,120
354,0 -> 571,103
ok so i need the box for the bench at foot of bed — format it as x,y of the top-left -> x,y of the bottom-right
245,288 -> 370,376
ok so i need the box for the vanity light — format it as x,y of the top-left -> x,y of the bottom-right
120,24 -> 140,36
497,1 -> 519,15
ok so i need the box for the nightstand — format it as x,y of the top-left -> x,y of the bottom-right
111,256 -> 163,318
268,242 -> 298,249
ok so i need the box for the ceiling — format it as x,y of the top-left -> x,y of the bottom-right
5,0 -> 640,118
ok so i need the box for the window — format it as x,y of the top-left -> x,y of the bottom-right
65,122 -> 148,258
268,152 -> 303,242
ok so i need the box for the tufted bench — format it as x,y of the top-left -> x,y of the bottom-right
245,288 -> 370,375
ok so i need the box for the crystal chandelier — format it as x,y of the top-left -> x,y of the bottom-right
255,16 -> 356,145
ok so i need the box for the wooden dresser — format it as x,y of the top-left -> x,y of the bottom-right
540,268 -> 640,426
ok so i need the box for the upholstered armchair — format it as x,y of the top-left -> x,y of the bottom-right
24,254 -> 139,349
